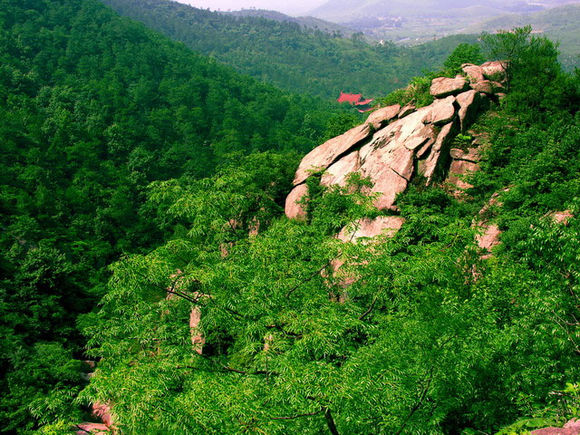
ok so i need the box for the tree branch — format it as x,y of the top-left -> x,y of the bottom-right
395,368 -> 435,435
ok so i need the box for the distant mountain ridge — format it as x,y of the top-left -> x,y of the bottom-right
100,0 -> 479,99
221,8 -> 354,36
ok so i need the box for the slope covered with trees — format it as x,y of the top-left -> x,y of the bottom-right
0,0 -> 360,431
99,0 -> 478,100
78,27 -> 580,435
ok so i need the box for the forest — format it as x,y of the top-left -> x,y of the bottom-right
99,0 -> 479,100
0,0 -> 579,434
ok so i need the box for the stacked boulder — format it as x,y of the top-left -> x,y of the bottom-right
285,61 -> 507,237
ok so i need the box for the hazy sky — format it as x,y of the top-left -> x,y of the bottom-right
174,0 -> 327,15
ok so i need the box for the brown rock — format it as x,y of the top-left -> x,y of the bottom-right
450,147 -> 480,163
531,418 -> 580,435
548,210 -> 574,225
461,63 -> 485,83
293,124 -> 371,185
448,159 -> 479,190
430,76 -> 469,98
76,423 -> 110,434
481,60 -> 507,83
366,104 -> 401,129
456,90 -> 480,133
476,223 -> 501,252
399,104 -> 416,118
285,184 -> 308,220
491,81 -> 505,92
470,80 -> 494,95
424,95 -> 457,126
190,307 -> 204,355
321,150 -> 360,187
421,121 -> 457,183
337,216 -> 405,243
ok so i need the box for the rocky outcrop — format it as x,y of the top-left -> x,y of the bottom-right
285,61 -> 507,238
531,419 -> 580,435
430,76 -> 469,98
337,216 -> 405,243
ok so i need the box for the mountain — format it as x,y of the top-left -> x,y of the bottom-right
222,8 -> 354,36
308,0 -> 580,58
0,0 -> 359,430
99,0 -> 478,100
80,29 -> 580,434
467,4 -> 580,68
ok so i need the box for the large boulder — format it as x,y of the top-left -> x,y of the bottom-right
366,104 -> 400,129
531,419 -> 580,435
337,216 -> 405,243
425,95 -> 456,125
293,123 -> 372,185
481,60 -> 507,83
455,90 -> 481,133
321,150 -> 360,187
420,121 -> 457,183
285,184 -> 309,220
430,76 -> 469,98
461,63 -> 485,83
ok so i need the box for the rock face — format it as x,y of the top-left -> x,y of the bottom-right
430,76 -> 469,98
531,419 -> 580,435
285,61 -> 507,237
337,216 -> 405,243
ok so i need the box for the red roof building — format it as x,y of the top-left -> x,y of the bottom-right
337,92 -> 374,112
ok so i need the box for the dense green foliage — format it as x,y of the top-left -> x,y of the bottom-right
1,0 -> 579,431
99,0 -> 478,100
0,0 -> 360,430
79,27 -> 580,435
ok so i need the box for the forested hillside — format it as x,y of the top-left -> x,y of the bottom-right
1,0 -> 579,433
99,0 -> 478,99
0,0 -> 359,431
79,28 -> 580,435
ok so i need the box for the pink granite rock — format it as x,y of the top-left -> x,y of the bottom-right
366,104 -> 401,129
337,216 -> 405,243
448,159 -> 479,190
461,63 -> 485,83
190,307 -> 204,355
321,150 -> 360,187
531,418 -> 580,435
455,90 -> 480,133
470,80 -> 495,95
293,124 -> 372,185
481,60 -> 507,83
424,95 -> 457,126
430,76 -> 469,98
285,184 -> 308,219
399,104 -> 416,118
450,147 -> 480,163
76,423 -> 109,434
420,121 -> 457,183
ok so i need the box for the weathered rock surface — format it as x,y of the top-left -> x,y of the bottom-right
481,60 -> 508,83
425,96 -> 456,125
285,184 -> 309,220
461,63 -> 485,83
293,123 -> 371,185
448,159 -> 479,190
321,150 -> 360,187
450,147 -> 480,163
456,90 -> 481,133
430,76 -> 469,98
76,423 -> 110,434
337,216 -> 405,243
366,104 -> 400,129
286,62 -> 506,219
531,419 -> 580,435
